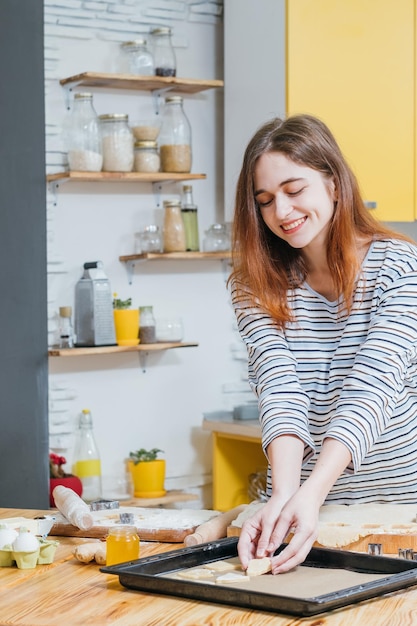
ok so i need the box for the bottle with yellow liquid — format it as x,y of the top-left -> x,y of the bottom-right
72,408 -> 102,502
106,526 -> 140,566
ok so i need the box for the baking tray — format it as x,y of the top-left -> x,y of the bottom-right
101,536 -> 417,617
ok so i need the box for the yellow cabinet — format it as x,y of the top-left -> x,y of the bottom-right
287,0 -> 415,222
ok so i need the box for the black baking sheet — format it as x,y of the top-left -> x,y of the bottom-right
101,536 -> 417,617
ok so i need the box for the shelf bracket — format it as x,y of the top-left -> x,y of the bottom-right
139,351 -> 149,372
152,182 -> 164,207
62,82 -> 82,110
151,87 -> 173,115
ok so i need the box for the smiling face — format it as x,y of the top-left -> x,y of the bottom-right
254,152 -> 337,254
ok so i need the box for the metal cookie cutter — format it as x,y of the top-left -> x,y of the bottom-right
398,548 -> 415,560
367,543 -> 383,556
90,499 -> 120,511
119,512 -> 135,524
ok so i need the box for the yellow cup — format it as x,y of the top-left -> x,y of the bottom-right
113,309 -> 140,346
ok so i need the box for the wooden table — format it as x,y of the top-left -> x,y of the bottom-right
2,508 -> 417,625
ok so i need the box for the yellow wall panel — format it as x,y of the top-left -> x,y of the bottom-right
287,0 -> 415,221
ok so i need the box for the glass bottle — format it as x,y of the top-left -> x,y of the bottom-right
181,184 -> 199,251
163,200 -> 186,252
139,306 -> 156,344
133,140 -> 160,173
120,38 -> 154,75
72,409 -> 102,502
106,526 -> 140,566
99,113 -> 134,172
58,306 -> 74,349
159,97 -> 192,173
64,93 -> 103,172
150,27 -> 176,77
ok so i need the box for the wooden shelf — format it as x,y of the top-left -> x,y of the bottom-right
119,251 -> 231,263
46,171 -> 207,183
59,71 -> 224,94
48,342 -> 198,357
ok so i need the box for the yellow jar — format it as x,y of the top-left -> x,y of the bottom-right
106,526 -> 140,566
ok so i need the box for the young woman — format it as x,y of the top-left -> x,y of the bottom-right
229,114 -> 417,574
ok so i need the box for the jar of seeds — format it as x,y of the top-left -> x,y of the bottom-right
99,114 -> 134,172
64,93 -> 103,172
159,97 -> 192,173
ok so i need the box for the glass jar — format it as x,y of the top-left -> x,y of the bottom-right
150,27 -> 176,77
120,38 -> 154,75
134,140 -> 160,173
58,306 -> 74,349
139,305 -> 156,344
99,113 -> 134,172
203,223 -> 231,252
163,200 -> 186,252
64,93 -> 103,172
134,225 -> 162,254
159,97 -> 192,173
106,526 -> 140,566
155,317 -> 184,342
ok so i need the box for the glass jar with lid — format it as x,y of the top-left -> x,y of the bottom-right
134,140 -> 160,173
150,27 -> 176,77
163,200 -> 186,252
120,38 -> 154,75
63,93 -> 103,172
99,114 -> 134,172
203,223 -> 231,252
106,526 -> 140,566
159,97 -> 192,173
134,225 -> 162,254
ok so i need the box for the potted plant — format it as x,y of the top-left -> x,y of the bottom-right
127,448 -> 166,498
49,453 -> 83,507
112,294 -> 139,346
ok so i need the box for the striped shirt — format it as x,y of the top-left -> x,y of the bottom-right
231,239 -> 417,504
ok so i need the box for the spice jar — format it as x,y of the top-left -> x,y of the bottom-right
99,113 -> 134,172
106,526 -> 140,566
139,306 -> 156,344
120,38 -> 154,75
64,93 -> 103,172
163,200 -> 186,252
159,97 -> 192,173
134,225 -> 162,254
150,27 -> 176,77
134,140 -> 160,173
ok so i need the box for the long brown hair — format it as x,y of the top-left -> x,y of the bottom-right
229,114 -> 410,327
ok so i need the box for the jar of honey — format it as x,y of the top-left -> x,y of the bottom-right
106,526 -> 140,565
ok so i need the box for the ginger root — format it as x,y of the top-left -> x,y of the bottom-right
73,542 -> 106,565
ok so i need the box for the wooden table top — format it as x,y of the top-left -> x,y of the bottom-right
2,507 -> 417,625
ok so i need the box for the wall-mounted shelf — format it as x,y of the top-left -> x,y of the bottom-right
59,72 -> 224,95
119,251 -> 232,284
48,342 -> 197,357
48,342 -> 198,372
46,171 -> 207,183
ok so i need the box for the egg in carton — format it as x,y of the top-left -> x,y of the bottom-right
0,525 -> 59,569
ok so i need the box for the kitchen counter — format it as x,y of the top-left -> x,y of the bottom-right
3,507 -> 417,626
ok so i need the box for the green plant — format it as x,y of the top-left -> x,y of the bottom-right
112,293 -> 132,309
129,448 -> 164,464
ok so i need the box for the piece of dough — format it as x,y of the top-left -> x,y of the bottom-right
204,560 -> 241,572
216,571 -> 248,583
177,568 -> 213,580
246,557 -> 272,576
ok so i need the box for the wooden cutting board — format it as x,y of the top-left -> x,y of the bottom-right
50,507 -> 219,543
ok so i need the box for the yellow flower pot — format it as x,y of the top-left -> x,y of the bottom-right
113,309 -> 140,346
128,459 -> 166,498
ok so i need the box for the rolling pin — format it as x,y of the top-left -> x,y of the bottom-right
52,485 -> 94,530
183,504 -> 247,546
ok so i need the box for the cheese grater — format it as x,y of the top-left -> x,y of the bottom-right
74,261 -> 116,346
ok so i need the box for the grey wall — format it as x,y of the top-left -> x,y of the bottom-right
0,0 -> 49,507
224,0 -> 286,219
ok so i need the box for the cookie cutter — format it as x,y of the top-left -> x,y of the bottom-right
367,543 -> 383,556
119,512 -> 135,524
398,548 -> 415,560
90,499 -> 120,511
